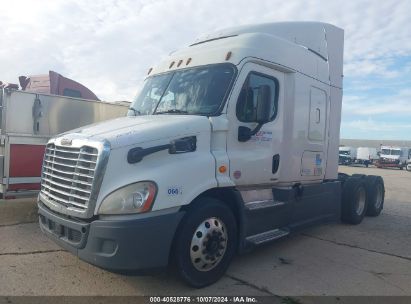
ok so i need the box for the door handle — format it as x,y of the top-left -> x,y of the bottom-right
272,154 -> 280,174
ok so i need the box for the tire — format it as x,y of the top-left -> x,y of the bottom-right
351,174 -> 366,179
172,197 -> 237,288
365,175 -> 385,217
341,177 -> 368,225
338,172 -> 350,183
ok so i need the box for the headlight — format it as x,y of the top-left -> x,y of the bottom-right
98,181 -> 157,215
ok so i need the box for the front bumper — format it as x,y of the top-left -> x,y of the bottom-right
38,201 -> 184,272
338,156 -> 352,164
376,159 -> 401,167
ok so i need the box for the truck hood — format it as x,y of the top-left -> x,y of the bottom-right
61,115 -> 211,149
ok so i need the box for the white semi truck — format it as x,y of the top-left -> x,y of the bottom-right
376,146 -> 411,170
338,146 -> 357,165
37,22 -> 385,287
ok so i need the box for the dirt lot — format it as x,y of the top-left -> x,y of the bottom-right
1,166 -> 410,300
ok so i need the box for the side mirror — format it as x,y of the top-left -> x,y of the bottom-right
169,136 -> 197,154
256,85 -> 272,124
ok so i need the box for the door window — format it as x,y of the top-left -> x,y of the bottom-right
236,72 -> 279,122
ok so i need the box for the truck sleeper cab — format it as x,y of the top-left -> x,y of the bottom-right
37,22 -> 385,287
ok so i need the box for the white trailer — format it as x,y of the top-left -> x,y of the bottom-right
377,146 -> 411,170
339,146 -> 357,165
0,88 -> 128,198
37,22 -> 385,287
356,147 -> 378,167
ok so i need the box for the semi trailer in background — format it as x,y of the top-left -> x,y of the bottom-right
0,72 -> 128,198
356,147 -> 379,167
37,22 -> 385,287
339,146 -> 357,165
376,146 -> 411,170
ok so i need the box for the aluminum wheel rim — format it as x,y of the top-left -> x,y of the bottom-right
355,187 -> 366,215
190,217 -> 228,272
375,183 -> 383,209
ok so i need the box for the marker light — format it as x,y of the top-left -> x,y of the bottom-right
98,181 -> 157,215
219,165 -> 227,173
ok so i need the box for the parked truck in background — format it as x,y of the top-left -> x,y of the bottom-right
356,147 -> 378,167
0,72 -> 128,198
339,146 -> 357,165
37,22 -> 385,287
376,146 -> 411,170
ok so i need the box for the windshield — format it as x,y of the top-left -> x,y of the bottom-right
339,150 -> 350,155
128,64 -> 236,116
381,149 -> 401,155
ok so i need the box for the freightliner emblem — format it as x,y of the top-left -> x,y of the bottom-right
61,138 -> 72,146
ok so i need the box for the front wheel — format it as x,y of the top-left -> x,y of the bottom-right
172,198 -> 237,288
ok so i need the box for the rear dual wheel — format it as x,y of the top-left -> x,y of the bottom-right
341,177 -> 367,224
341,175 -> 385,224
364,175 -> 385,216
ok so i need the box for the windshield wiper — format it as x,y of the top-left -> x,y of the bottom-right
155,109 -> 188,114
129,107 -> 141,115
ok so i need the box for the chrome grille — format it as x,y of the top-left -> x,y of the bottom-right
40,143 -> 99,211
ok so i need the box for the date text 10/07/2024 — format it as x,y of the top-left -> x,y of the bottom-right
149,297 -> 258,303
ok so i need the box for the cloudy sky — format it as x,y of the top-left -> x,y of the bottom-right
1,0 -> 410,140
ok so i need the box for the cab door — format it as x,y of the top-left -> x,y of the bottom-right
226,62 -> 284,186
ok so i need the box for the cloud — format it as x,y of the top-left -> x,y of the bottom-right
1,0 -> 410,101
343,118 -> 411,132
0,0 -> 410,140
341,117 -> 411,140
343,89 -> 411,116
344,58 -> 403,79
